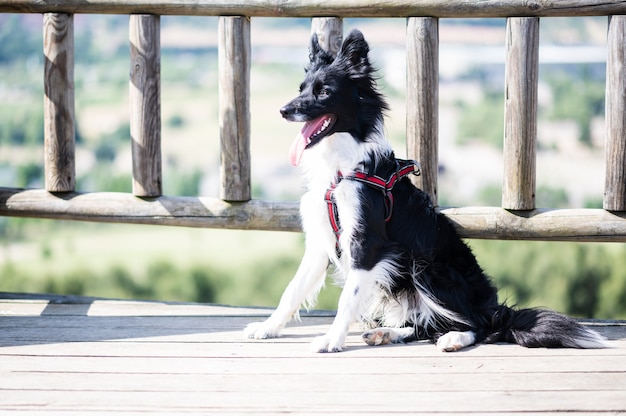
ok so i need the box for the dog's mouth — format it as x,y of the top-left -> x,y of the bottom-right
289,114 -> 336,166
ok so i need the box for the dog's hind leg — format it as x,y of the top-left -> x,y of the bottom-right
244,247 -> 329,339
362,327 -> 416,346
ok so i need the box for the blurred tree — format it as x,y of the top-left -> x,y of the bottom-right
536,185 -> 569,208
456,90 -> 504,149
0,16 -> 41,63
16,162 -> 43,188
545,65 -> 605,147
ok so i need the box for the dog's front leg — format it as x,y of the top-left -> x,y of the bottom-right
310,268 -> 368,353
244,246 -> 329,339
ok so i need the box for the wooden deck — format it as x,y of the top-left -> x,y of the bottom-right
1,292 -> 625,415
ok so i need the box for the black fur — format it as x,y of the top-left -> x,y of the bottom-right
249,29 -> 607,352
280,30 -> 388,146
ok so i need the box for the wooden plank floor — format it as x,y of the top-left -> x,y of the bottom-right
1,292 -> 625,415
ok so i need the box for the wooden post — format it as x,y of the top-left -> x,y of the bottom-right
406,17 -> 439,206
311,17 -> 343,56
604,15 -> 626,211
130,14 -> 162,197
43,13 -> 75,192
502,17 -> 539,210
219,16 -> 251,202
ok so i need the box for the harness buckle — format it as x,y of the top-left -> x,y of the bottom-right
411,161 -> 421,177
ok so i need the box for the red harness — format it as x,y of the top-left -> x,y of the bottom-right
324,158 -> 420,248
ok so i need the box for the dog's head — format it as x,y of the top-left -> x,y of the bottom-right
281,29 -> 388,166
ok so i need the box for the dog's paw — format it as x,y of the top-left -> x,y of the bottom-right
244,321 -> 282,340
309,335 -> 343,353
436,331 -> 476,352
362,327 -> 415,346
362,329 -> 392,346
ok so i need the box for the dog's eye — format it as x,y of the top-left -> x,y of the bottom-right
318,88 -> 329,98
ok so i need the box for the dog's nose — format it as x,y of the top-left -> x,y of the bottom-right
279,105 -> 293,118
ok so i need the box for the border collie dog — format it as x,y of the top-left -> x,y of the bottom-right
245,29 -> 608,353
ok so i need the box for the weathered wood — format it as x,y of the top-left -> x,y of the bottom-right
0,384 -> 623,413
0,187 -> 302,231
311,17 -> 343,56
406,17 -> 439,206
43,13 -> 75,192
3,188 -> 626,241
130,14 -> 162,197
441,206 -> 626,241
502,17 -> 539,210
604,15 -> 626,211
2,0 -> 626,17
219,16 -> 251,201
0,296 -> 624,414
6,10 -> 626,245
4,371 -> 623,394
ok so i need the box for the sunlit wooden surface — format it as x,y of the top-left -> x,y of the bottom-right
1,292 -> 625,414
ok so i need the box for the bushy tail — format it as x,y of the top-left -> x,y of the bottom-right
486,306 -> 609,349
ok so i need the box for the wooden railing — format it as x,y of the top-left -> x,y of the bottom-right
1,1 -> 626,242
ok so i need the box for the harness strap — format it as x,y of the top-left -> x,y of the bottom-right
325,158 -> 420,252
324,183 -> 342,243
340,161 -> 419,192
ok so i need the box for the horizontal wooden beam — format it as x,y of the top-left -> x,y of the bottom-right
0,188 -> 301,231
1,0 -> 625,17
2,188 -> 626,242
441,206 -> 626,242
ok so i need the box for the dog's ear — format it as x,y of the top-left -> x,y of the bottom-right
309,33 -> 324,60
336,29 -> 371,79
307,33 -> 335,71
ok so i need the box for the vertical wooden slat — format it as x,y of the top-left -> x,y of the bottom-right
604,15 -> 626,211
43,13 -> 75,192
502,17 -> 539,210
218,16 -> 251,202
130,14 -> 162,197
311,17 -> 343,57
406,17 -> 439,206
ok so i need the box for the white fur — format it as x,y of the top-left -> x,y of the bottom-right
247,30 -> 611,353
301,131 -> 391,186
564,329 -> 613,349
364,258 -> 470,330
243,244 -> 328,339
437,331 -> 477,352
246,131 -> 388,344
310,268 -> 372,352
244,128 -> 466,351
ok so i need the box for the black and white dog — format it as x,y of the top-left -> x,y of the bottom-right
245,29 -> 608,353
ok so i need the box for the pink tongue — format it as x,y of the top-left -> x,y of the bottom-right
288,116 -> 330,167
289,131 -> 309,167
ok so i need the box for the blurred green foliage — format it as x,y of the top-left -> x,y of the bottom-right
0,16 -> 623,320
0,16 -> 41,63
545,66 -> 605,146
456,89 -> 505,149
456,66 -> 605,149
470,240 -> 626,319
1,218 -> 625,318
